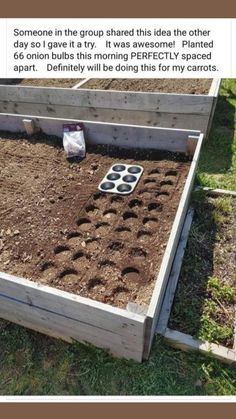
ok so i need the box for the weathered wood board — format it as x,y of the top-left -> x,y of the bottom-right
0,272 -> 146,361
0,79 -> 220,132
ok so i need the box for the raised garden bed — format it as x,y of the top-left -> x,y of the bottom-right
0,113 -> 204,361
0,78 -> 220,134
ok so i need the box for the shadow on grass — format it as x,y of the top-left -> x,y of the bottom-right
169,191 -> 235,347
1,316 -> 236,395
169,192 -> 216,338
197,83 -> 235,181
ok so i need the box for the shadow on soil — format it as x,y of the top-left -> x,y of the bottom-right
0,79 -> 24,85
0,129 -> 190,166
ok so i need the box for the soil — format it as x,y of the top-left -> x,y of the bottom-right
0,79 -> 82,88
80,79 -> 212,94
0,132 -> 190,308
169,195 -> 236,348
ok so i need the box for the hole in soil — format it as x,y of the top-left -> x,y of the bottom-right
108,241 -> 124,252
138,189 -> 153,199
110,195 -> 124,204
103,208 -> 117,219
161,180 -> 174,186
95,222 -> 110,234
123,211 -> 138,220
72,251 -> 86,260
144,178 -> 156,185
112,285 -> 129,294
99,260 -> 116,268
77,218 -> 92,231
137,230 -> 152,240
86,204 -> 99,216
88,277 -> 104,290
115,226 -> 131,233
129,248 -> 147,258
148,202 -> 163,213
156,191 -> 170,198
129,198 -> 143,209
143,217 -> 158,227
41,261 -> 55,272
85,237 -> 101,250
165,170 -> 177,177
93,192 -> 106,201
59,268 -> 78,279
122,267 -> 140,283
54,245 -> 70,255
67,231 -> 81,240
148,168 -> 160,176
77,218 -> 91,227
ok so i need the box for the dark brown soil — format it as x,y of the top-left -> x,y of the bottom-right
0,132 -> 190,308
81,79 -> 212,94
1,79 -> 82,88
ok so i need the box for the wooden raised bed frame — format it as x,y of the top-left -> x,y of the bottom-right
0,79 -> 220,134
0,112 -> 204,362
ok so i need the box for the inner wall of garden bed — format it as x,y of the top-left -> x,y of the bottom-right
0,116 -> 203,361
0,79 -> 220,134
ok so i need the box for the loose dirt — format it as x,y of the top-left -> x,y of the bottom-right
0,79 -> 82,88
0,132 -> 190,308
80,79 -> 212,94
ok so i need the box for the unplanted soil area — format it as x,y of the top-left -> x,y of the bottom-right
0,132 -> 190,308
81,79 -> 212,94
1,79 -> 82,87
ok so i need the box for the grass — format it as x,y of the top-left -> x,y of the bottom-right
0,79 -> 236,396
197,79 -> 236,190
1,322 -> 236,395
169,192 -> 235,347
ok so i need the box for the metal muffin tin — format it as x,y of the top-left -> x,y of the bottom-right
98,163 -> 144,195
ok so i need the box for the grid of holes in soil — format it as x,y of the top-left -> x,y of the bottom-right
39,166 -> 184,307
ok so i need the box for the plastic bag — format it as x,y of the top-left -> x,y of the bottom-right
63,123 -> 86,159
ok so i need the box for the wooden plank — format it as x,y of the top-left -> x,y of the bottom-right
144,133 -> 204,358
0,272 -> 146,361
0,101 -> 210,131
0,113 -> 200,153
0,296 -> 143,361
156,208 -> 194,335
208,78 -> 221,97
72,79 -> 90,89
186,135 -> 198,157
206,79 -> 221,137
0,85 -> 213,114
163,328 -> 236,365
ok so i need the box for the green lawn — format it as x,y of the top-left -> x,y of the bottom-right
0,79 -> 236,395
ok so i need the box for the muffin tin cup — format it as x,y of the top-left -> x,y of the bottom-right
98,164 -> 144,195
